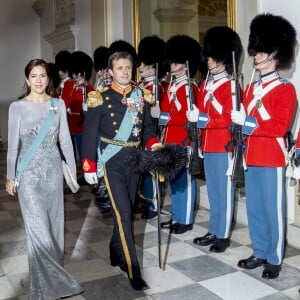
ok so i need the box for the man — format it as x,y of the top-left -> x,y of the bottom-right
137,35 -> 166,219
54,50 -> 72,98
189,26 -> 243,253
231,13 -> 297,279
81,51 -> 160,290
93,46 -> 112,90
159,35 -> 202,234
61,51 -> 94,163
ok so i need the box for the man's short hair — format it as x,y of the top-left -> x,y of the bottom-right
108,51 -> 133,70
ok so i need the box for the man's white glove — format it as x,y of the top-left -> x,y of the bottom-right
84,172 -> 98,185
66,107 -> 72,115
82,102 -> 88,112
294,166 -> 300,180
231,105 -> 246,125
186,104 -> 199,122
150,102 -> 161,118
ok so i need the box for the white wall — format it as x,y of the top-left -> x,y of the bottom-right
0,0 -> 40,103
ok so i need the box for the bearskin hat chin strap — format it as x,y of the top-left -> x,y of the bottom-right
254,51 -> 277,67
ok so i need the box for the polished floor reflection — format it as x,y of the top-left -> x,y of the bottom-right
0,144 -> 300,299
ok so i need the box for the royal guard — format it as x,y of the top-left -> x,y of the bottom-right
159,34 -> 202,234
231,13 -> 297,279
47,62 -> 60,98
61,51 -> 94,163
190,26 -> 243,253
54,50 -> 72,98
137,35 -> 166,219
93,46 -> 111,90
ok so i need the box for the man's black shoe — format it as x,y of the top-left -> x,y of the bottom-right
238,255 -> 267,269
209,238 -> 230,253
170,223 -> 193,234
262,263 -> 281,279
141,210 -> 158,220
129,277 -> 149,290
193,232 -> 216,246
160,219 -> 173,229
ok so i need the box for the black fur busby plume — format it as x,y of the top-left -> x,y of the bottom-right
165,35 -> 202,77
93,46 -> 109,72
128,144 -> 188,180
248,13 -> 297,70
138,35 -> 166,78
69,51 -> 93,81
55,50 -> 71,73
203,26 -> 243,74
109,39 -> 138,67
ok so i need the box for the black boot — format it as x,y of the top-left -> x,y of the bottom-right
209,238 -> 230,253
129,277 -> 149,290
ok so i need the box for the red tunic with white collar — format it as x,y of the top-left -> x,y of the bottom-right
243,71 -> 297,167
61,80 -> 94,134
198,71 -> 235,152
160,75 -> 200,145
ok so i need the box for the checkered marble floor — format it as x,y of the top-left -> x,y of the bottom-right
0,143 -> 300,300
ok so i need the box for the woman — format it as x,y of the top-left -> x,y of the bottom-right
6,59 -> 83,299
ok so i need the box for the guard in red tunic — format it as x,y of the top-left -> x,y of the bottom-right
231,13 -> 297,279
61,51 -> 94,162
190,26 -> 243,253
55,50 -> 72,98
137,35 -> 166,219
159,35 -> 202,234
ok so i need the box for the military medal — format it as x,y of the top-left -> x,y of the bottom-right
256,100 -> 262,108
121,95 -> 127,105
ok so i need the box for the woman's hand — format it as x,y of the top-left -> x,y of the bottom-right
6,179 -> 16,196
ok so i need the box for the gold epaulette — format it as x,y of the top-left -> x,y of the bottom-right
142,88 -> 154,104
87,90 -> 104,107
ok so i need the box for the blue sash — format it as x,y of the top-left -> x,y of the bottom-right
97,88 -> 142,177
14,98 -> 58,188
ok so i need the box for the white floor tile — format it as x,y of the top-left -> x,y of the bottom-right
0,255 -> 28,275
0,276 -> 17,299
199,271 -> 277,300
143,265 -> 194,294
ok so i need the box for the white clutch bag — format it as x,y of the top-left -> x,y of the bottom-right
62,160 -> 80,193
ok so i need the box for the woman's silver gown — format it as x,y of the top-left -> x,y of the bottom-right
7,98 -> 83,299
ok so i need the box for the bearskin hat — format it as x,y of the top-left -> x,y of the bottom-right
203,26 -> 243,74
68,51 -> 93,81
165,35 -> 202,77
47,62 -> 60,89
138,35 -> 166,78
55,50 -> 71,73
93,46 -> 109,72
248,13 -> 296,70
109,39 -> 138,66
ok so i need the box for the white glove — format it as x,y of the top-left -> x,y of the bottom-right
84,172 -> 98,185
294,166 -> 300,179
186,104 -> 199,122
150,102 -> 161,118
66,107 -> 72,115
231,109 -> 246,125
82,102 -> 88,112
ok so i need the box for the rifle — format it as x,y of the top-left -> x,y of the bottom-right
185,60 -> 202,175
226,51 -> 245,187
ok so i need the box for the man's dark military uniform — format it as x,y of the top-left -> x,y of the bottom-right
82,82 -> 157,284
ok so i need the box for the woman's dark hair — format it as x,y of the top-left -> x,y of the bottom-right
18,59 -> 53,99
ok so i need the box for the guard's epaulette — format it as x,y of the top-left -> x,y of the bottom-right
142,88 -> 154,104
86,90 -> 104,108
